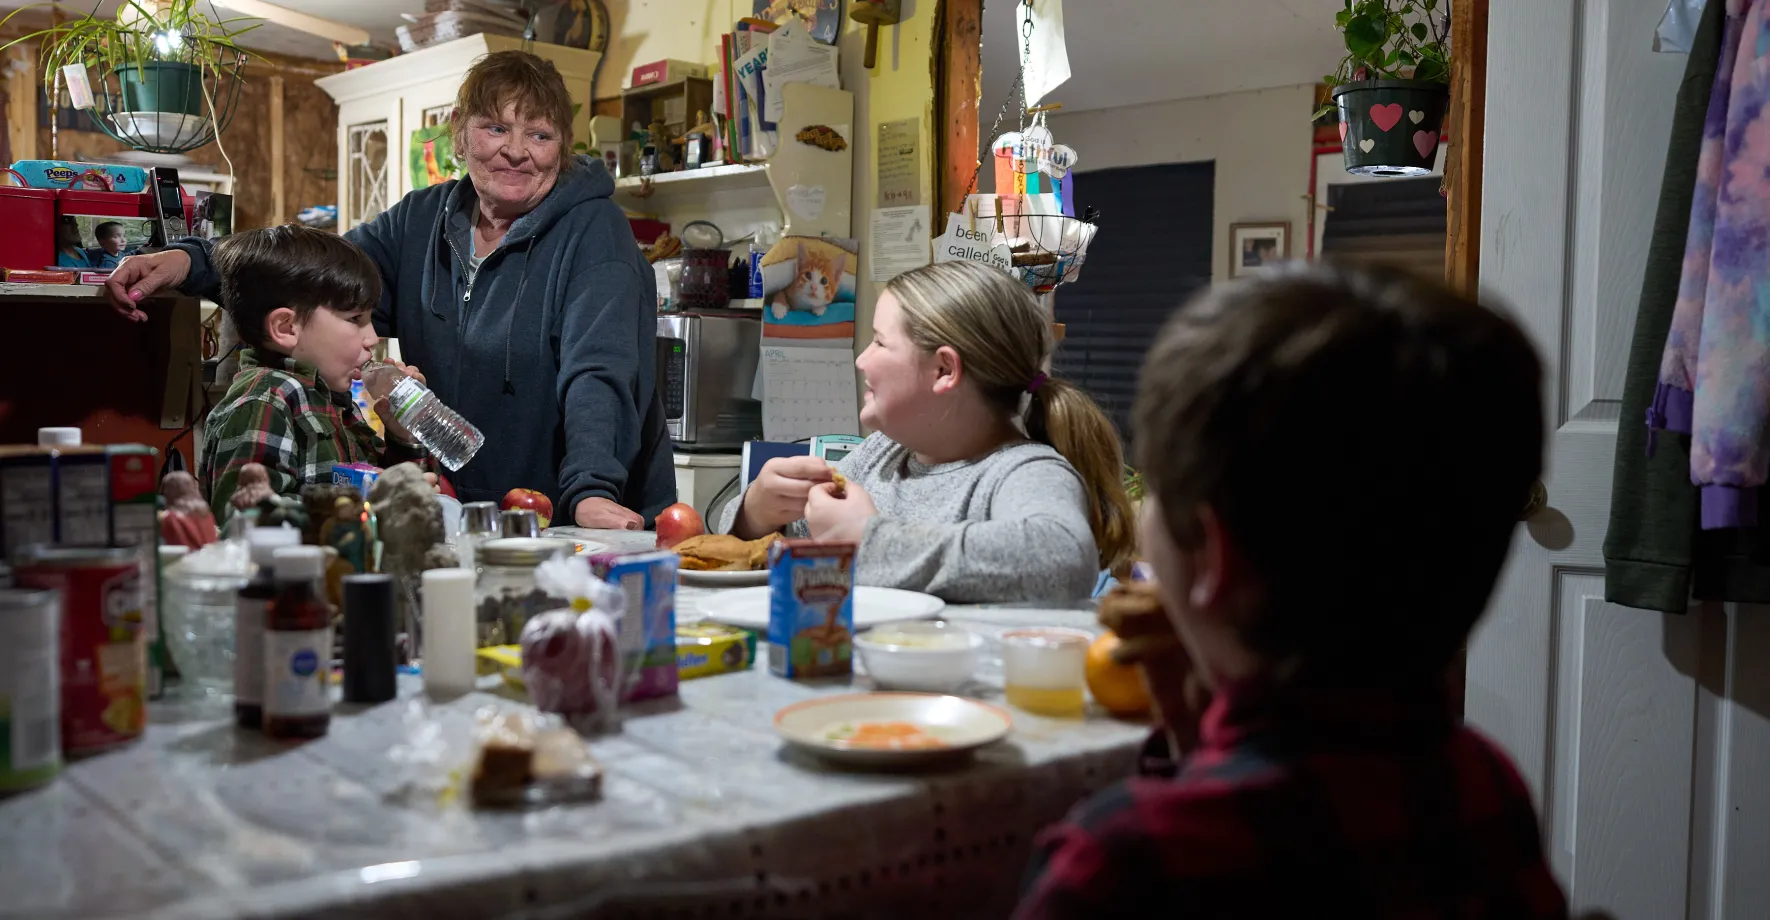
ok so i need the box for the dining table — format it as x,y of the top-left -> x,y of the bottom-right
0,529 -> 1151,920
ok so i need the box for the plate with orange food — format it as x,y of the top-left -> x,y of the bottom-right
774,692 -> 1012,767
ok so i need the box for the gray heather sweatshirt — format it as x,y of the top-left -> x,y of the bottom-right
718,433 -> 1100,603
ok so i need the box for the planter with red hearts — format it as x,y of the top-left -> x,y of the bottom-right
1331,79 -> 1449,177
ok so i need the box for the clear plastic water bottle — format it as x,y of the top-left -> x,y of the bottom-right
359,361 -> 485,471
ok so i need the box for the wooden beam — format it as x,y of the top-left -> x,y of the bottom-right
1444,0 -> 1488,294
207,0 -> 370,46
5,43 -> 36,163
935,0 -> 984,220
270,74 -> 285,224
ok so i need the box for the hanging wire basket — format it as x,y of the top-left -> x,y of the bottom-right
83,41 -> 248,155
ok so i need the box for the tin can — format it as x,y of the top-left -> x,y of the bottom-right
14,546 -> 146,756
0,589 -> 61,792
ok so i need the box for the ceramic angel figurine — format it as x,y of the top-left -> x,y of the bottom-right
159,471 -> 219,550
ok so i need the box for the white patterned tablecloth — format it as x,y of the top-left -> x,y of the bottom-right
0,530 -> 1148,920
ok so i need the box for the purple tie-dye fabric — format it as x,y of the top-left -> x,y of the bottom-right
1654,0 -> 1770,529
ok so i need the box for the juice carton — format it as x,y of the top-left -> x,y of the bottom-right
331,462 -> 381,495
586,549 -> 680,702
0,447 -> 54,559
676,623 -> 756,680
106,446 -> 167,697
50,445 -> 109,545
766,540 -> 856,679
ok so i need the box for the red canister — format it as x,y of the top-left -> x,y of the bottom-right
14,546 -> 147,756
0,172 -> 56,271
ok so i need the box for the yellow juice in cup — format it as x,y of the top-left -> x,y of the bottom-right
1002,628 -> 1091,718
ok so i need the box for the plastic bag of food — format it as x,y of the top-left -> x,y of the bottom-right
520,557 -> 625,732
469,707 -> 603,808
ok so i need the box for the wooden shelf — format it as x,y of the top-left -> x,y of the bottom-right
613,163 -> 772,203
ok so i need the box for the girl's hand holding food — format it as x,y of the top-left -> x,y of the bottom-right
733,456 -> 835,538
806,478 -> 876,544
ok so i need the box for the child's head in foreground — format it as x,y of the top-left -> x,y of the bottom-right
216,224 -> 383,393
1133,261 -> 1544,689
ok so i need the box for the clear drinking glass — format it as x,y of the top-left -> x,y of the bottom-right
1001,627 -> 1091,717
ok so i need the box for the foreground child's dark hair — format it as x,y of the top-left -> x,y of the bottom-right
1134,261 -> 1544,676
215,224 -> 382,351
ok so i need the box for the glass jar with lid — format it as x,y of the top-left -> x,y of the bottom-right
474,537 -> 575,647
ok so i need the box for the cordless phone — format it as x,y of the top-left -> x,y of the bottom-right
149,167 -> 187,245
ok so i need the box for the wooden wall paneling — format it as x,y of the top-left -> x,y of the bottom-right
1445,0 -> 1488,294
5,42 -> 36,163
936,0 -> 983,221
270,75 -> 285,222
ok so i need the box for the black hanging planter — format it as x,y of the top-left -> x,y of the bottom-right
1332,79 -> 1450,177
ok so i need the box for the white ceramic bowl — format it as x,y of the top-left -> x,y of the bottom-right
854,620 -> 981,692
774,692 -> 1011,768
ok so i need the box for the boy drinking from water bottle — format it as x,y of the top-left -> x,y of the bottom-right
199,225 -> 427,523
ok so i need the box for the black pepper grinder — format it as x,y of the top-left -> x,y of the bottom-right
342,573 -> 398,704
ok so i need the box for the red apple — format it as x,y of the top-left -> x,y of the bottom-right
655,502 -> 705,549
502,488 -> 554,528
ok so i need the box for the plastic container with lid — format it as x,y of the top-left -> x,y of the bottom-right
0,178 -> 56,272
474,537 -> 575,647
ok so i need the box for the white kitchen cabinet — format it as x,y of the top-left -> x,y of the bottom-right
314,35 -> 601,233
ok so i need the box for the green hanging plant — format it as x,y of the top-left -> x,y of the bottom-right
1314,0 -> 1450,121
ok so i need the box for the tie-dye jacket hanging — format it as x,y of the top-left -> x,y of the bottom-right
1652,0 -> 1770,529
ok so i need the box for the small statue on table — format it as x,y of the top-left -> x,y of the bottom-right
158,471 -> 218,549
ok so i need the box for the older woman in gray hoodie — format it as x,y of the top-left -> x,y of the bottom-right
107,51 -> 673,529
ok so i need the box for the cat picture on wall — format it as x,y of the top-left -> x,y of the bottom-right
773,241 -> 846,319
757,235 -> 859,341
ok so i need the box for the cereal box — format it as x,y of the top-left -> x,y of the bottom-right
676,623 -> 756,680
587,549 -> 680,702
766,540 -> 856,679
106,446 -> 166,697
0,447 -> 53,559
51,446 -> 109,546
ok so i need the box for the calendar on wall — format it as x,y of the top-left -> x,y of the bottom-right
760,345 -> 859,442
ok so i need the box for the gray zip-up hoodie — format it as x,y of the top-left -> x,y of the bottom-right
176,155 -> 675,522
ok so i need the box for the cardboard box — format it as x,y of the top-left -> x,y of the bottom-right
587,549 -> 680,701
0,447 -> 54,559
630,59 -> 709,88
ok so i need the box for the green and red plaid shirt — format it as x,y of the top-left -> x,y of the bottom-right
200,349 -> 424,523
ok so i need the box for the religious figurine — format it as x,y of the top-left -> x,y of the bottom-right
158,471 -> 218,550
229,462 -> 275,514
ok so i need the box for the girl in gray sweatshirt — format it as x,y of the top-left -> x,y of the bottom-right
722,261 -> 1135,603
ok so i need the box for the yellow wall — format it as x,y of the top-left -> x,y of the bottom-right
603,0 -> 939,375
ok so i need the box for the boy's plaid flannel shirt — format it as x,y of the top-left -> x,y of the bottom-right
200,349 -> 425,523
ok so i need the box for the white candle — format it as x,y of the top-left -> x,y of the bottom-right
421,568 -> 477,697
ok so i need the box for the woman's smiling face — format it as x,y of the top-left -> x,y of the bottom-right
461,101 -> 564,216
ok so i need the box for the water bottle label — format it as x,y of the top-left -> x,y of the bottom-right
388,377 -> 427,423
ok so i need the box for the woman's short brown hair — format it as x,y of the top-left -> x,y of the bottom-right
1133,262 -> 1544,675
452,50 -> 576,159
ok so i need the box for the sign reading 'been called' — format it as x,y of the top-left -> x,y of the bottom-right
933,213 -> 1012,273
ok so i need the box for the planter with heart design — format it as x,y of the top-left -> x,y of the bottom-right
1331,78 -> 1449,177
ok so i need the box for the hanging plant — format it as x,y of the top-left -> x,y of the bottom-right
1315,0 -> 1451,177
0,0 -> 260,155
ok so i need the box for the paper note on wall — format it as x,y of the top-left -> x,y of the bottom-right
761,345 -> 860,442
870,206 -> 932,282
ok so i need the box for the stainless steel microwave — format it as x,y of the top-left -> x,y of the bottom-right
656,313 -> 762,450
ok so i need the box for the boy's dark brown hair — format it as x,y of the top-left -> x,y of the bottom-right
1133,262 -> 1543,676
215,224 -> 382,352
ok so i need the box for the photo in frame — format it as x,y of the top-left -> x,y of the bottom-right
54,214 -> 156,270
1229,221 -> 1290,278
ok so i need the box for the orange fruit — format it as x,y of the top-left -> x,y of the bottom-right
1086,631 -> 1151,717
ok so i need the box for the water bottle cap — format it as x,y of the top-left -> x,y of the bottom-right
271,545 -> 324,580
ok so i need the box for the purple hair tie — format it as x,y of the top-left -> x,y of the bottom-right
1026,372 -> 1049,394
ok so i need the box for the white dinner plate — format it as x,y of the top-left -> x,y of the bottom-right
774,692 -> 1012,767
697,585 -> 946,631
678,568 -> 771,587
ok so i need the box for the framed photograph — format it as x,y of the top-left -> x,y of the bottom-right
1229,222 -> 1291,278
54,215 -> 157,271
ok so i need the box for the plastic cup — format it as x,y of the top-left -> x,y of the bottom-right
1001,627 -> 1091,717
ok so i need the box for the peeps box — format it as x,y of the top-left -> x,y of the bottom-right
13,160 -> 149,193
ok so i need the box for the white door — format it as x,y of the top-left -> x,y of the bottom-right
1472,1 -> 1770,918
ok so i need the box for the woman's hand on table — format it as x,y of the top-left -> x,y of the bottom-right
806,478 -> 876,544
732,457 -> 835,538
370,361 -> 426,445
104,249 -> 192,323
576,496 -> 644,530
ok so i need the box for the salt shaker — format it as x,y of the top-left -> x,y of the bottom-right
459,501 -> 499,572
500,508 -> 540,538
